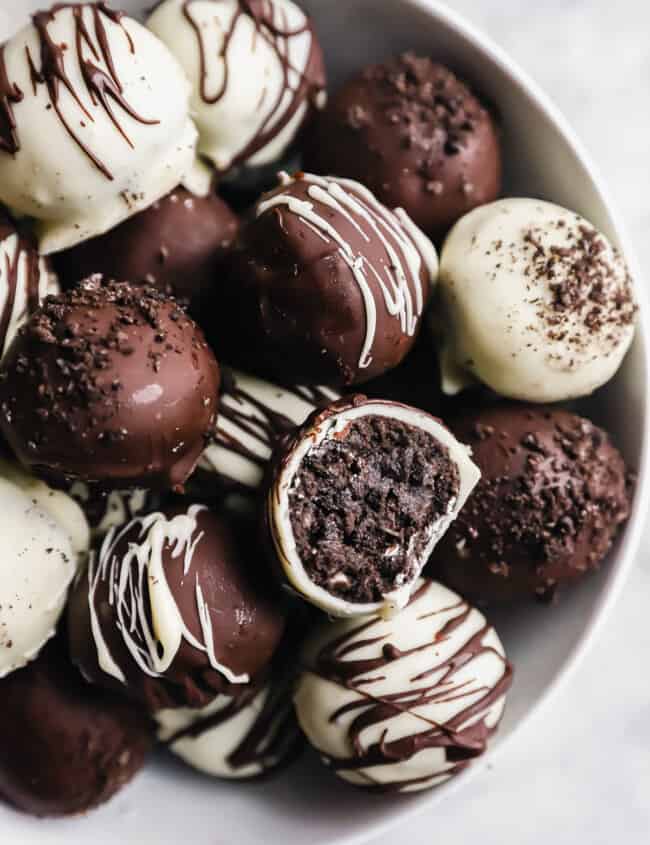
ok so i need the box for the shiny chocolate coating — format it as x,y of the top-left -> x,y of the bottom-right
53,188 -> 239,312
68,503 -> 287,712
428,404 -> 632,602
303,53 -> 502,243
0,278 -> 220,490
0,637 -> 153,818
211,172 -> 437,386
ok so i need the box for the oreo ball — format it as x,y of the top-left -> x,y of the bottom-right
68,503 -> 287,712
53,188 -> 239,314
0,637 -> 153,818
0,278 -> 220,490
428,404 -> 632,602
211,171 -> 438,387
303,53 -> 501,242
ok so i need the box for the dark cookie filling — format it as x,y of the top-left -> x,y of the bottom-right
288,415 -> 460,603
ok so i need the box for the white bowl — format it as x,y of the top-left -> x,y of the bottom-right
1,2 -> 649,845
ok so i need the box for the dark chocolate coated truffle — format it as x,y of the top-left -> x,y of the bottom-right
428,404 -> 632,602
211,171 -> 438,387
303,53 -> 502,242
53,188 -> 239,312
265,395 -> 480,617
68,503 -> 287,712
0,637 -> 153,818
0,278 -> 220,490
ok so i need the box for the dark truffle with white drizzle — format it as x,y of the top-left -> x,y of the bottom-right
294,578 -> 512,792
0,277 -> 220,491
147,0 -> 326,176
67,503 -> 287,712
212,172 -> 438,386
265,396 -> 480,617
0,3 -> 200,254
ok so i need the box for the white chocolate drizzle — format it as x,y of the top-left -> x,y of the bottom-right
257,173 -> 438,370
88,504 -> 249,687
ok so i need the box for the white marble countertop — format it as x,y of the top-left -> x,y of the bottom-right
376,2 -> 650,843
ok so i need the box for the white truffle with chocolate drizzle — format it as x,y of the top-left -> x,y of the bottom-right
0,471 -> 87,678
437,198 -> 637,402
156,670 -> 301,779
294,578 -> 512,793
147,0 -> 326,176
195,367 -> 338,496
0,3 -> 204,255
266,397 -> 480,618
67,503 -> 286,711
0,214 -> 58,361
216,172 -> 438,386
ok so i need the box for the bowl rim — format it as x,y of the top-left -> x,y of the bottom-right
0,2 -> 648,842
332,1 -> 650,843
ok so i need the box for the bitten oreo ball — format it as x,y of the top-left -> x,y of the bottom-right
53,188 -> 239,312
0,637 -> 153,818
437,199 -> 637,402
294,578 -> 512,793
213,172 -> 438,386
429,404 -> 632,602
0,279 -> 220,490
68,504 -> 286,712
303,53 -> 501,242
265,397 -> 480,617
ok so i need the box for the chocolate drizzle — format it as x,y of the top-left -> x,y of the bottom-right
165,669 -> 302,778
0,216 -> 43,357
182,0 -> 324,170
25,3 -> 158,180
0,46 -> 24,155
198,367 -> 338,493
303,580 -> 512,792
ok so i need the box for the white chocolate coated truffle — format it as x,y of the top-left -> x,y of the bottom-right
294,579 -> 511,793
267,399 -> 480,619
0,459 -> 89,557
0,219 -> 58,360
147,0 -> 326,175
0,475 -> 82,677
0,4 -> 201,254
198,369 -> 338,493
156,676 -> 299,779
437,198 -> 636,402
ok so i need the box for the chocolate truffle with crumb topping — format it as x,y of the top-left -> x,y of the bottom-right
265,396 -> 480,618
0,278 -> 220,490
53,188 -> 239,312
303,53 -> 501,241
428,404 -> 632,602
0,637 -> 153,818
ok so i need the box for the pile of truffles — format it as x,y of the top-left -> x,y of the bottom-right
0,0 -> 636,821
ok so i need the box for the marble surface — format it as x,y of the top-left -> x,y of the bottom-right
376,2 -> 650,844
